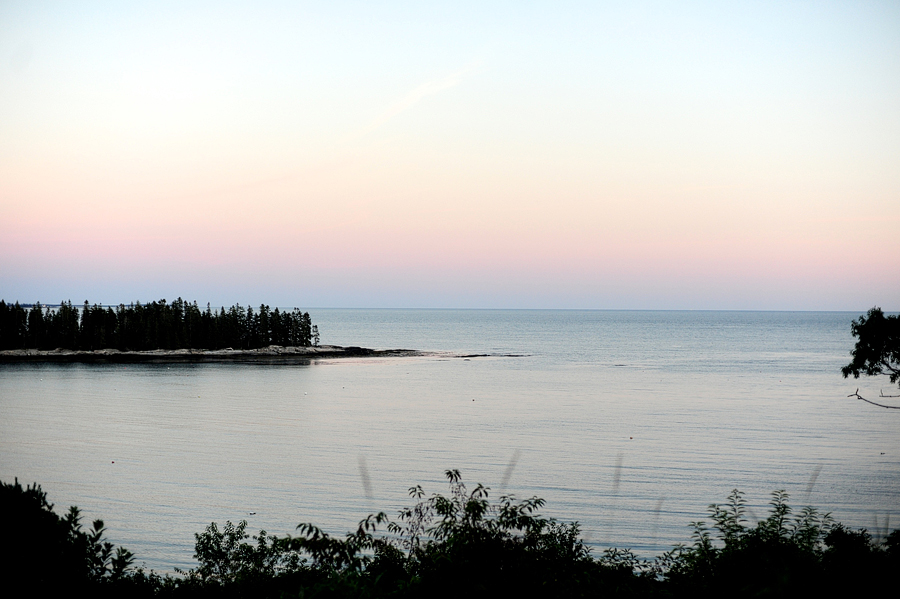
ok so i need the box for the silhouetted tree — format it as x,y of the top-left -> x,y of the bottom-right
27,303 -> 47,349
0,479 -> 135,593
0,301 -> 27,349
0,299 -> 317,351
842,307 -> 900,408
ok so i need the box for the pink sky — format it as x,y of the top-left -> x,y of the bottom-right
1,2 -> 898,309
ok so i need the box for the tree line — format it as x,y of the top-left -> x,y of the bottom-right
0,298 -> 318,351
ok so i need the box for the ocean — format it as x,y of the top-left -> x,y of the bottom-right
1,310 -> 897,572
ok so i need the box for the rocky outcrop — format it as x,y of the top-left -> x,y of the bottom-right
0,345 -> 422,364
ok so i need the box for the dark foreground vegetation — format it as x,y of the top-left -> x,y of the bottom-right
2,472 -> 897,598
0,298 -> 318,351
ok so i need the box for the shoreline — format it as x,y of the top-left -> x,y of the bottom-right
0,345 -> 425,364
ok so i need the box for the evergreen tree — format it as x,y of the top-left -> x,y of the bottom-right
0,299 -> 317,351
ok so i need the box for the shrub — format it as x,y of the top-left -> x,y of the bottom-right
657,489 -> 898,596
0,478 -> 134,593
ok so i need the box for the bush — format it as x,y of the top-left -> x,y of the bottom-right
657,489 -> 899,596
0,479 -> 134,593
4,475 -> 898,597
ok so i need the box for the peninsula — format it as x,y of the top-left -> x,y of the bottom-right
0,299 -> 505,363
0,345 -> 423,364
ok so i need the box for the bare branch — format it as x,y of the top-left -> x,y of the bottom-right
880,389 -> 900,398
848,389 -> 900,410
879,359 -> 900,376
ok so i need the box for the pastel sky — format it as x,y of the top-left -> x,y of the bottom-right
1,1 -> 898,309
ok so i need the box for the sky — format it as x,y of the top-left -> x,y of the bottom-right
1,1 -> 898,310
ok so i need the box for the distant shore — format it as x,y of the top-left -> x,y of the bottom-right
0,345 -> 426,364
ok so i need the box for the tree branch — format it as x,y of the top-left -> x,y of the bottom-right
848,389 -> 900,410
880,389 -> 900,398
878,359 -> 899,376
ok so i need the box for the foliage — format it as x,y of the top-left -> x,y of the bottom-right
656,489 -> 899,596
187,520 -> 305,585
0,298 -> 316,351
222,469 -> 650,597
175,470 -> 652,597
0,478 -> 135,593
384,469 -> 631,597
842,306 -> 900,388
5,475 -> 899,597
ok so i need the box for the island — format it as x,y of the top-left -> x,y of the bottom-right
0,299 -> 511,363
0,345 -> 424,364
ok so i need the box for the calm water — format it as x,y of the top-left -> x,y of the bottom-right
1,310 -> 897,572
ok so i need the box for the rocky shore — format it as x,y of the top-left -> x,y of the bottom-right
0,345 -> 424,364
